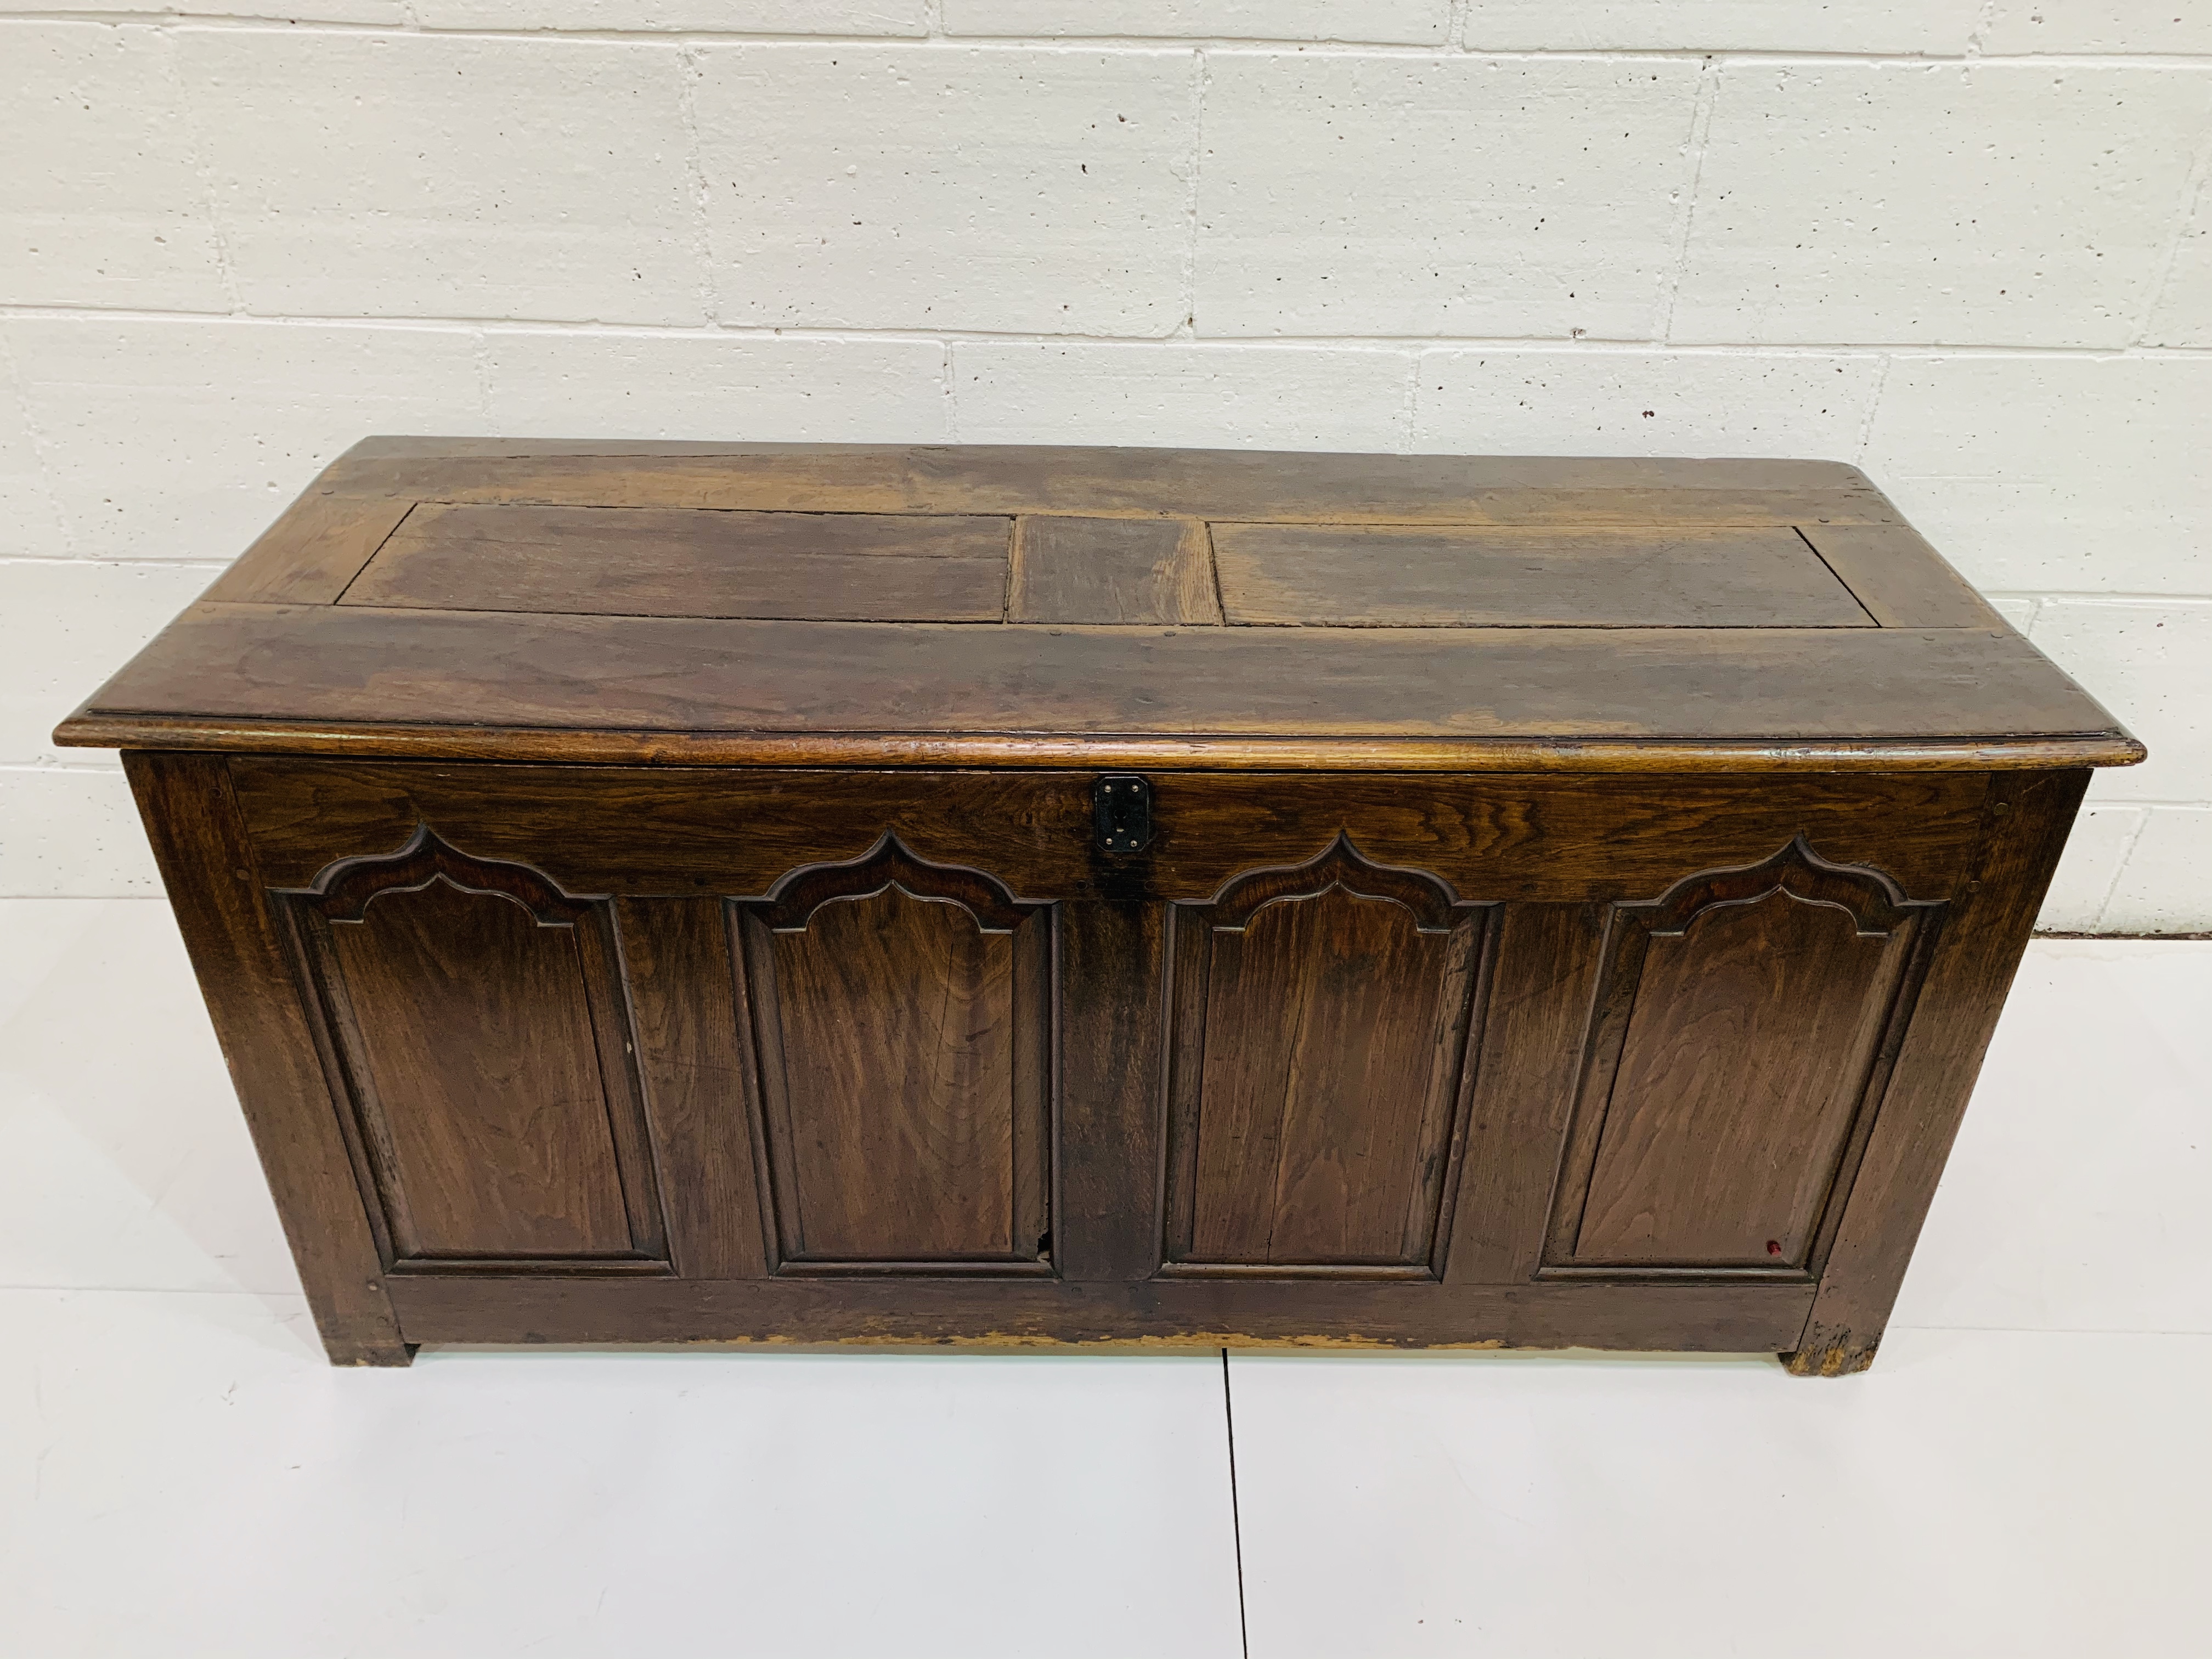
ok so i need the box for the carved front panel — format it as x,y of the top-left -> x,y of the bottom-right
284,828 -> 668,1273
735,836 -> 1052,1274
1545,837 -> 1943,1277
1164,837 -> 1491,1278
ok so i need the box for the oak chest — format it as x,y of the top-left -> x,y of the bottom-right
59,441 -> 2143,1374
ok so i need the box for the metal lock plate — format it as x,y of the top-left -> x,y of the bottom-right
1092,774 -> 1152,853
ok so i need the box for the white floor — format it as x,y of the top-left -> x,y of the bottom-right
1,901 -> 2206,1658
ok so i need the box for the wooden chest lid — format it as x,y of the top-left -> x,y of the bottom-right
55,439 -> 2143,772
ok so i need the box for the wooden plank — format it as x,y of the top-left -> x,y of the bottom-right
202,492 -> 419,607
1796,522 -> 2009,630
1786,768 -> 2091,1375
615,898 -> 770,1280
1008,517 -> 1221,625
385,1272 -> 1819,1353
1056,901 -> 1170,1282
1444,903 -> 1609,1285
1570,899 -> 1900,1266
61,605 -> 2138,757
224,764 -> 1996,906
1213,523 -> 1874,628
342,504 -> 1011,622
60,715 -> 2142,772
318,443 -> 1898,527
122,752 -> 410,1365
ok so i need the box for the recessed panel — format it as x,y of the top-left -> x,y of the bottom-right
1545,838 -> 1942,1279
312,881 -> 657,1265
1574,895 -> 1897,1267
1164,842 -> 1486,1278
738,842 -> 1052,1274
1211,522 -> 1875,628
342,504 -> 1012,621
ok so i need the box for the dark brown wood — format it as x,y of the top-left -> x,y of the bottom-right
1542,838 -> 1940,1277
1212,523 -> 1875,628
1055,900 -> 1167,1283
1796,522 -> 2007,630
223,762 -> 1996,906
344,504 -> 1012,622
1008,516 -> 1222,625
1162,839 -> 1488,1278
318,440 -> 1900,528
383,1273 -> 1818,1353
72,445 -> 2142,1370
281,831 -> 668,1273
61,606 -> 2140,772
1442,902 -> 1609,1286
614,898 -> 770,1279
122,752 -> 411,1364
201,489 -> 416,607
1784,769 -> 2092,1375
734,839 -> 1052,1273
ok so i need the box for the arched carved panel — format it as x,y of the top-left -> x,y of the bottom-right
1163,837 -> 1494,1279
280,826 -> 668,1274
733,835 -> 1053,1275
1544,836 -> 1945,1278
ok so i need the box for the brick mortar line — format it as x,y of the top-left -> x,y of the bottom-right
3,19 -> 2212,64
7,309 -> 2212,358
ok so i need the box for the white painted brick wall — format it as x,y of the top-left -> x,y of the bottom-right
2,10 -> 2207,930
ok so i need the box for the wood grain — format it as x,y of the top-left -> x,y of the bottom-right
318,441 -> 1898,528
82,447 -> 2143,1368
740,888 -> 1051,1270
317,880 -> 644,1260
383,1273 -> 1818,1354
1570,898 -> 1900,1267
201,491 -> 417,607
1212,523 -> 1875,628
227,763 -> 1996,906
1170,891 -> 1480,1272
63,605 -> 2141,766
1054,900 -> 1168,1283
1442,902 -> 1609,1286
1008,516 -> 1221,625
614,897 -> 771,1279
1796,523 -> 2007,630
122,752 -> 411,1364
343,504 -> 1011,622
1785,769 -> 2092,1375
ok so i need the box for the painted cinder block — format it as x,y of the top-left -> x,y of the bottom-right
696,46 -> 1196,335
1863,356 -> 2212,595
941,1 -> 1450,43
0,361 -> 65,561
2030,599 -> 2212,808
0,560 -> 222,765
0,23 -> 230,312
1980,1 -> 2212,55
1193,54 -> 1703,340
4,317 -> 486,564
0,767 -> 161,896
2142,178 -> 2211,349
175,29 -> 705,326
951,341 -> 1414,449
412,1 -> 929,30
1413,348 -> 1881,459
0,1 -> 409,25
1674,62 -> 2212,349
2037,805 -> 2147,932
2101,809 -> 2212,935
484,329 -> 952,441
1459,1 -> 1982,54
